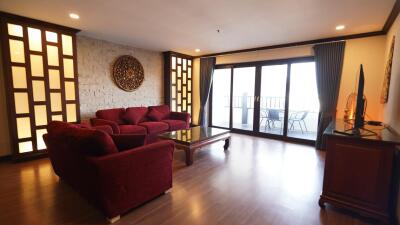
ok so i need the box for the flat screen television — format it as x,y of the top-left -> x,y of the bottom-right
354,64 -> 365,129
334,64 -> 376,137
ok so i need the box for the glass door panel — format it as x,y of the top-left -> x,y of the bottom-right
287,62 -> 319,140
232,67 -> 255,131
211,68 -> 231,128
259,65 -> 287,135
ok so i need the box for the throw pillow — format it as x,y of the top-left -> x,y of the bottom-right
147,108 -> 164,121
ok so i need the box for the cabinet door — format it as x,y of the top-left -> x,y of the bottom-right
324,136 -> 394,212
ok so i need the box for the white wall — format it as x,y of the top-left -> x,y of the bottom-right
77,36 -> 164,121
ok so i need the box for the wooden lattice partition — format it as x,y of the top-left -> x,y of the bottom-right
0,12 -> 80,160
163,51 -> 193,115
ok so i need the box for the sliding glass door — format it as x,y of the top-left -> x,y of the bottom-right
211,68 -> 231,128
259,65 -> 287,135
210,57 -> 319,142
232,67 -> 256,131
287,62 -> 319,140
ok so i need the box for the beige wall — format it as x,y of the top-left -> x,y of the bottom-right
192,36 -> 386,124
0,45 -> 12,156
381,14 -> 400,223
77,36 -> 164,120
383,14 -> 400,132
216,45 -> 313,64
192,58 -> 200,125
337,36 -> 386,120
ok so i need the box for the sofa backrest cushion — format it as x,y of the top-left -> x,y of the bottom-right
47,121 -> 118,156
124,107 -> 148,124
148,105 -> 170,120
147,108 -> 164,121
96,108 -> 126,125
69,128 -> 118,156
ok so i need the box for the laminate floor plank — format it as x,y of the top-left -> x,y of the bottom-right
0,134 -> 378,225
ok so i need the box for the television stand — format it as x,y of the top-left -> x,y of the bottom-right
320,120 -> 400,225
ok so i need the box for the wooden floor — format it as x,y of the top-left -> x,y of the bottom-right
0,134 -> 378,225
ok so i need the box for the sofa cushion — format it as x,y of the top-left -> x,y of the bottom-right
47,121 -> 78,137
91,125 -> 114,135
47,121 -> 118,156
147,108 -> 164,121
148,105 -> 170,120
124,107 -> 148,125
162,119 -> 187,131
96,108 -> 126,125
119,125 -> 147,135
138,121 -> 169,134
78,129 -> 118,156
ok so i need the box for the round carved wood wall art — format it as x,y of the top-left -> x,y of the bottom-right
112,55 -> 144,91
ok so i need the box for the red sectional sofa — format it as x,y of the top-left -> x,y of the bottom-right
43,121 -> 175,221
90,105 -> 190,141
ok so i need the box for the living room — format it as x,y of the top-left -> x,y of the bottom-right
1,0 -> 400,224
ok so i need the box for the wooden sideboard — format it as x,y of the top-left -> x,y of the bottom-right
319,120 -> 400,225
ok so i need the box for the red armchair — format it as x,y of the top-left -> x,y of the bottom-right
90,105 -> 191,138
44,121 -> 174,222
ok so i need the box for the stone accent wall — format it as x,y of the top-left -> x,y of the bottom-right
77,36 -> 163,120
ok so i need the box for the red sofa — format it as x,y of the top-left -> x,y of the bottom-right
90,105 -> 190,141
44,121 -> 175,221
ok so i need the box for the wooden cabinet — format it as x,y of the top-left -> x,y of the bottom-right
319,121 -> 400,224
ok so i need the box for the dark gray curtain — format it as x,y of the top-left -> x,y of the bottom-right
198,57 -> 216,127
314,41 -> 346,150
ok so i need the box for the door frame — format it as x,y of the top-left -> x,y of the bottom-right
209,56 -> 316,145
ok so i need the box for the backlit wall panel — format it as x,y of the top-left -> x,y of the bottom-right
1,14 -> 80,159
164,52 -> 193,115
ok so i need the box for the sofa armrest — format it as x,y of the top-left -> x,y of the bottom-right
111,134 -> 146,151
170,112 -> 191,127
85,140 -> 175,217
90,118 -> 120,134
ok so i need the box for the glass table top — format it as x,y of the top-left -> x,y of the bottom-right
159,126 -> 230,144
325,119 -> 400,144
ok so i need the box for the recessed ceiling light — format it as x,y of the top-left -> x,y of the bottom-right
336,25 -> 345,30
69,13 -> 80,19
195,49 -> 201,52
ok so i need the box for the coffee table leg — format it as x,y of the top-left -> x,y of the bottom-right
224,137 -> 230,150
185,148 -> 194,166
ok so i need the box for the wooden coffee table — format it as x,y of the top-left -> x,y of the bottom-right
158,127 -> 231,166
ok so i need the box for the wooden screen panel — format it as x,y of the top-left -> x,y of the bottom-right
168,54 -> 192,115
0,14 -> 80,160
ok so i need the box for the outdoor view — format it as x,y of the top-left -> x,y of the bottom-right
211,68 -> 231,128
232,67 -> 255,131
288,62 -> 319,140
259,64 -> 287,135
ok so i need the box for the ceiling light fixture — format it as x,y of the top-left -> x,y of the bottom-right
336,25 -> 345,30
69,13 -> 80,19
195,49 -> 201,52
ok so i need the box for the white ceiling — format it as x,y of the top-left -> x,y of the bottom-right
0,0 -> 395,56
